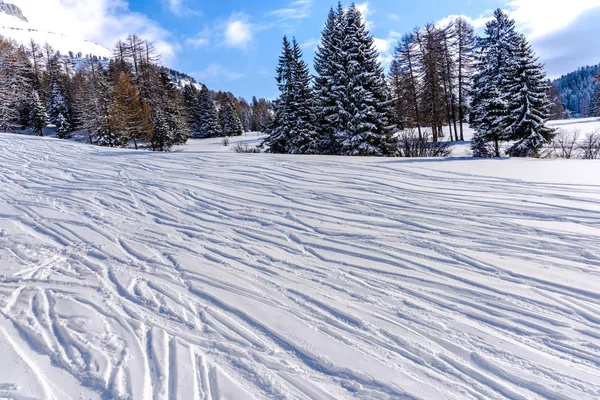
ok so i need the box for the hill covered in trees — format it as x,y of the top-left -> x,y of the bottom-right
553,64 -> 600,118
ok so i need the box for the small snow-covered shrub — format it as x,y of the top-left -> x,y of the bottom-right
547,129 -> 580,159
234,143 -> 261,153
397,130 -> 453,158
578,131 -> 600,159
221,136 -> 230,147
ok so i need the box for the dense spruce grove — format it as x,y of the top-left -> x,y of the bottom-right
264,4 -> 561,158
0,34 -> 273,151
553,64 -> 600,118
0,3 -> 593,158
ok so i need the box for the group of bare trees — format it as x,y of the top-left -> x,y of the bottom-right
389,18 -> 476,143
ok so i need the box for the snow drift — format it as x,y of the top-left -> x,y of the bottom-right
0,133 -> 599,399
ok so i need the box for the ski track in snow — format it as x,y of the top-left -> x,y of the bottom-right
0,133 -> 599,400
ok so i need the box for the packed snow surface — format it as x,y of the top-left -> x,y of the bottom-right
0,133 -> 599,400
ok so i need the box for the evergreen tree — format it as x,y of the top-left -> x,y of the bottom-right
314,3 -> 397,156
263,36 -> 294,153
503,35 -> 556,157
313,4 -> 345,154
592,71 -> 600,117
29,89 -> 47,136
264,37 -> 316,154
183,84 -> 202,137
470,9 -> 520,157
0,37 -> 32,132
47,81 -> 72,139
336,4 -> 397,156
554,64 -> 599,118
222,101 -> 243,136
197,85 -> 222,137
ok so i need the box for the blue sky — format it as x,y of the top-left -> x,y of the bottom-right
15,0 -> 600,100
130,0 -> 504,99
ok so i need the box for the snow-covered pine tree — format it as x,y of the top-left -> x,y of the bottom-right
502,34 -> 556,157
313,4 -> 345,154
592,71 -> 600,117
288,39 -> 317,154
29,89 -> 47,136
222,101 -> 243,137
47,81 -> 72,139
150,107 -> 175,151
263,36 -> 294,153
0,37 -> 32,132
334,4 -> 397,156
183,84 -> 203,138
470,9 -> 520,157
198,85 -> 222,137
264,36 -> 316,154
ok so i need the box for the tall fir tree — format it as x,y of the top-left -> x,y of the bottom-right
470,9 -> 521,157
263,36 -> 294,153
222,101 -> 243,137
313,4 -> 345,154
47,81 -> 72,139
264,37 -> 317,154
29,89 -> 47,136
197,85 -> 222,137
314,3 -> 397,156
502,35 -> 556,157
288,39 -> 317,153
0,37 -> 33,132
183,84 -> 203,137
336,4 -> 397,156
592,71 -> 600,117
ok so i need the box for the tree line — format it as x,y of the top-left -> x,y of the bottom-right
264,3 -> 559,158
0,34 -> 274,151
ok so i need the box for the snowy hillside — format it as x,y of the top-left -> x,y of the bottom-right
0,133 -> 600,399
0,12 -> 111,58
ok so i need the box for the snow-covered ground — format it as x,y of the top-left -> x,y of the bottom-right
0,132 -> 600,400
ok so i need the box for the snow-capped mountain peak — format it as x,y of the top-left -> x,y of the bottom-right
0,3 -> 111,59
0,0 -> 26,22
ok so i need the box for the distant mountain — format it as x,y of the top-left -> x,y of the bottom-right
553,64 -> 599,118
0,5 -> 111,59
0,1 -> 26,22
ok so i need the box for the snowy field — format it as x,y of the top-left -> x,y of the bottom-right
0,130 -> 600,400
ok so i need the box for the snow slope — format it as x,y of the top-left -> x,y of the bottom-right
0,133 -> 599,399
0,13 -> 111,58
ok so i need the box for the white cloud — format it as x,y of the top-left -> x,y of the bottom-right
373,31 -> 401,67
224,13 -> 253,49
267,0 -> 312,21
192,63 -> 247,81
506,0 -> 600,39
185,28 -> 210,49
436,14 -> 492,30
11,0 -> 179,65
301,37 -> 319,50
165,0 -> 182,15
